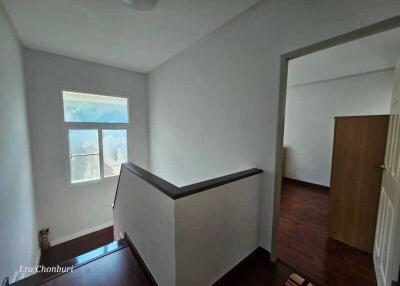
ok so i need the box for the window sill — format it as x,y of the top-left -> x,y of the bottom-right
68,176 -> 119,188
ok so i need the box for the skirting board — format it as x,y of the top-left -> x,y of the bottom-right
11,248 -> 41,283
1,277 -> 9,286
35,249 -> 41,271
283,177 -> 329,190
51,221 -> 113,246
11,271 -> 18,284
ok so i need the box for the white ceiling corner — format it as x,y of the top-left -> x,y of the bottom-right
288,27 -> 400,86
3,0 -> 259,73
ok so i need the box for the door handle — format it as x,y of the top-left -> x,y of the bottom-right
376,164 -> 386,170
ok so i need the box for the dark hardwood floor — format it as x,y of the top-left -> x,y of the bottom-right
38,244 -> 293,286
36,226 -> 295,285
36,188 -> 377,286
40,226 -> 114,267
278,179 -> 377,286
215,249 -> 292,286
41,247 -> 153,286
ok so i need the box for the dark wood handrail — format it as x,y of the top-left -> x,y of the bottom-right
179,168 -> 263,199
113,163 -> 263,206
123,163 -> 181,198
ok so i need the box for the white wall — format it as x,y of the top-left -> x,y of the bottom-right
175,174 -> 261,286
284,70 -> 393,186
113,165 -> 261,286
148,0 -> 400,250
0,2 -> 38,282
23,49 -> 150,243
113,166 -> 176,286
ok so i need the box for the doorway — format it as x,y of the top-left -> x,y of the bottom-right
271,16 -> 400,286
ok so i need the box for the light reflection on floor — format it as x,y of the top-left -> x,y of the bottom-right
76,241 -> 120,265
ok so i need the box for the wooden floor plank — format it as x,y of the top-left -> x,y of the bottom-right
214,249 -> 292,286
278,179 -> 377,286
36,180 -> 379,286
40,226 -> 114,267
41,248 -> 153,286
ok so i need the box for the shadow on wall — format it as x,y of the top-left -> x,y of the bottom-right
282,146 -> 296,180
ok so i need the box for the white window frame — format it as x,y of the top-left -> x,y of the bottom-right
61,90 -> 130,186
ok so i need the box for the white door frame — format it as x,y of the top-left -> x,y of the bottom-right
270,15 -> 400,267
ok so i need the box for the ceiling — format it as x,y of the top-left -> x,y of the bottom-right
288,26 -> 400,86
3,0 -> 258,73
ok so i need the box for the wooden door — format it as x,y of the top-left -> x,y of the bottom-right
329,115 -> 389,253
374,61 -> 400,286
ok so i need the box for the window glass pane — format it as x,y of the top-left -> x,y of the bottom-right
68,129 -> 99,155
70,155 -> 101,183
68,129 -> 100,184
102,130 -> 128,177
63,91 -> 128,123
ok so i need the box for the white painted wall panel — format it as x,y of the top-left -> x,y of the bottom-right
113,167 -> 261,286
113,167 -> 176,286
0,3 -> 38,282
175,174 -> 261,286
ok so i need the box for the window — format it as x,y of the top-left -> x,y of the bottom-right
62,91 -> 129,184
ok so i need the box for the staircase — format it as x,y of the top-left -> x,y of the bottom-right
2,231 -> 155,286
5,239 -> 128,286
2,162 -> 264,286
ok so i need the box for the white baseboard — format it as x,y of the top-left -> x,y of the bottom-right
51,221 -> 113,246
12,270 -> 26,283
9,223 -> 113,283
12,270 -> 18,283
11,248 -> 41,283
35,248 -> 41,269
